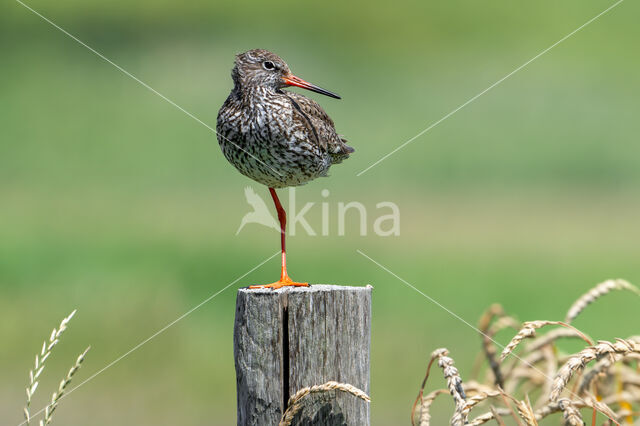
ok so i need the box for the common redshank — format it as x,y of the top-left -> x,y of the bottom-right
217,49 -> 353,289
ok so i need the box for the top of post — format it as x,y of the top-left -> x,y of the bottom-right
237,284 -> 372,295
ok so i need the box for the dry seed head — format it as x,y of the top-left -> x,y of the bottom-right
518,395 -> 539,426
463,381 -> 497,395
465,390 -> 502,409
476,306 -> 516,388
437,353 -> 466,405
419,383 -> 500,426
534,401 -> 580,424
577,353 -> 621,396
534,400 -> 564,421
418,389 -> 447,426
550,338 -> 639,401
524,327 -> 586,354
536,397 -> 618,424
467,408 -> 513,426
557,398 -> 585,426
279,381 -> 370,426
459,390 -> 503,422
477,304 -> 506,333
481,332 -> 504,388
488,316 -> 521,337
582,397 -> 618,423
494,389 -> 526,426
41,346 -> 90,426
501,321 -> 557,361
418,349 -> 467,426
412,348 -> 450,425
415,289 -> 639,426
434,352 -> 467,426
501,321 -> 592,361
24,310 -> 77,425
565,279 -> 640,323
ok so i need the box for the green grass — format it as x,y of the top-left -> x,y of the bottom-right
1,0 -> 640,423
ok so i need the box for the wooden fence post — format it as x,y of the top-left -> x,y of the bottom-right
234,285 -> 372,426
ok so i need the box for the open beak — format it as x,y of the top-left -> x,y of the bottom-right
282,74 -> 341,99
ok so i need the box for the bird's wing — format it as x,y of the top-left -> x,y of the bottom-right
283,91 -> 354,163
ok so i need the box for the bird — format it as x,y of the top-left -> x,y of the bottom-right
217,49 -> 354,289
235,186 -> 280,235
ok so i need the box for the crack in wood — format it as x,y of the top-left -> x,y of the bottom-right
234,285 -> 371,425
281,291 -> 290,413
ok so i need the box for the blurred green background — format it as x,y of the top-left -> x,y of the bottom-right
1,0 -> 639,424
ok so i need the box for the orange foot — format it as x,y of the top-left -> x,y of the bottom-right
249,276 -> 309,290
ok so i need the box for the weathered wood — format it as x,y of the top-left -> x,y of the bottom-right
234,285 -> 371,426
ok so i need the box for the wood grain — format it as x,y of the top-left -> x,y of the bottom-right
234,285 -> 371,425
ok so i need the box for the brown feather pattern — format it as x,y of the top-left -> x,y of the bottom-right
216,49 -> 353,188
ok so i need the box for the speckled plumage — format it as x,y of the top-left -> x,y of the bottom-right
217,49 -> 353,188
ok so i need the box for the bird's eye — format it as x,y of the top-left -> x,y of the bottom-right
263,61 -> 276,70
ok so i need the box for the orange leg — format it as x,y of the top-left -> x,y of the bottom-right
249,188 -> 309,290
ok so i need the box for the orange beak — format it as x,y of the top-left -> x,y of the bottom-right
282,74 -> 341,99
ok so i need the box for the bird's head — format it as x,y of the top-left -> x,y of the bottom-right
232,49 -> 340,99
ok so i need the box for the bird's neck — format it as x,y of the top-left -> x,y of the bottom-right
232,83 -> 279,105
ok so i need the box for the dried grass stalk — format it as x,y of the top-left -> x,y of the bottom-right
577,354 -> 621,396
490,405 -> 507,426
500,321 -> 593,361
279,381 -> 370,426
472,306 -> 518,385
496,389 -> 525,426
412,348 -> 447,426
477,304 -> 506,332
415,281 -> 639,425
488,316 -> 521,337
578,395 -> 619,424
565,279 -> 640,323
418,383 -> 501,426
412,348 -> 468,426
534,401 -> 567,421
557,398 -> 585,426
534,399 -> 616,424
519,395 -> 539,426
24,310 -> 76,425
540,345 -> 557,406
435,351 -> 467,426
524,327 -> 586,354
481,332 -> 504,388
462,381 -> 496,395
551,339 -> 640,401
461,390 -> 502,416
417,389 -> 447,426
504,350 -> 546,386
40,346 -> 90,426
467,408 -> 512,426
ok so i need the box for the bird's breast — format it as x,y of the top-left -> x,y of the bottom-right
240,99 -> 294,145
